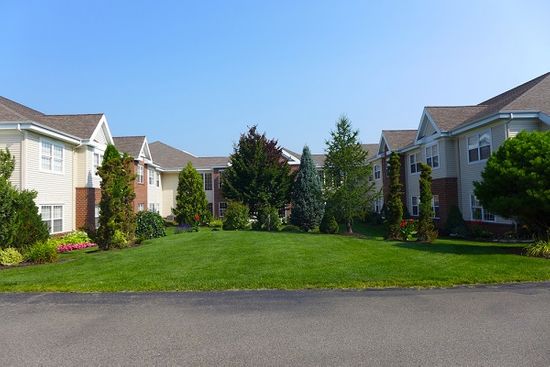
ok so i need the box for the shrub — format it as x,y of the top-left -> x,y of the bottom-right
0,247 -> 24,266
111,230 -> 128,248
136,211 -> 166,242
320,214 -> 339,234
281,224 -> 302,233
469,223 -> 494,240
525,241 -> 550,259
222,201 -> 250,230
11,190 -> 49,250
254,206 -> 281,231
209,219 -> 223,229
26,241 -> 58,264
445,206 -> 468,237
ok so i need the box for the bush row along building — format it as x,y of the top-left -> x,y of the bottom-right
1,72 -> 549,234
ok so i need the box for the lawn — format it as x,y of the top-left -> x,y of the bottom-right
0,226 -> 548,292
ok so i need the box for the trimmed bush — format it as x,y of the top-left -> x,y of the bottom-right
222,202 -> 250,230
525,241 -> 550,259
320,214 -> 339,234
0,247 -> 24,266
254,206 -> 281,232
209,219 -> 223,229
26,241 -> 58,264
136,211 -> 166,242
12,190 -> 49,250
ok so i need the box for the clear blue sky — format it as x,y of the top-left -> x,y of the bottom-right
1,1 -> 549,156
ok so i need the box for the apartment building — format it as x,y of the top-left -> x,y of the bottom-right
1,72 -> 548,234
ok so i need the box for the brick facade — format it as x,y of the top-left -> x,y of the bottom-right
133,162 -> 148,211
431,177 -> 458,230
75,187 -> 101,231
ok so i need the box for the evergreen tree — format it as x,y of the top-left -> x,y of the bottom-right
222,126 -> 292,215
97,144 -> 136,250
324,116 -> 376,233
474,131 -> 550,240
417,163 -> 437,242
290,145 -> 324,231
386,152 -> 403,240
173,162 -> 208,226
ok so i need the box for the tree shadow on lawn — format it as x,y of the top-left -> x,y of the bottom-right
393,241 -> 526,256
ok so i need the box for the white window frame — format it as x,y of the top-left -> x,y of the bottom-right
148,168 -> 155,185
425,143 -> 439,169
94,205 -> 100,229
219,202 -> 227,218
470,194 -> 495,222
137,203 -> 145,212
467,130 -> 492,164
374,197 -> 383,214
218,169 -> 225,189
156,172 -> 160,187
432,195 -> 440,219
409,152 -> 421,175
374,165 -> 381,180
411,196 -> 419,216
137,165 -> 144,184
204,172 -> 213,191
39,138 -> 64,174
40,204 -> 64,234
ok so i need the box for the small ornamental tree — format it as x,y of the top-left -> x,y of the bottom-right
417,163 -> 437,242
97,144 -> 136,250
290,145 -> 325,231
222,126 -> 292,215
386,152 -> 403,240
323,116 -> 376,233
474,131 -> 550,240
173,162 -> 208,226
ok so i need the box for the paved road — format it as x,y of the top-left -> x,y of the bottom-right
1,284 -> 549,366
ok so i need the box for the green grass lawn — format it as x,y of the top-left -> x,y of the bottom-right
0,226 -> 548,292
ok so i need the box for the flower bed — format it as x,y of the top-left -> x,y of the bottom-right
57,243 -> 97,253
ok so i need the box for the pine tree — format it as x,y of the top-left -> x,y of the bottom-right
222,126 -> 292,215
386,152 -> 403,240
324,116 -> 376,233
417,163 -> 437,242
97,144 -> 136,249
290,146 -> 324,231
173,162 -> 208,226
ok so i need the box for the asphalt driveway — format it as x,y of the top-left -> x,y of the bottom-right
1,283 -> 549,366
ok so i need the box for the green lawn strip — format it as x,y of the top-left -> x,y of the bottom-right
0,229 -> 548,292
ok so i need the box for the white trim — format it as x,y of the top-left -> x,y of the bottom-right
470,193 -> 496,222
39,137 -> 65,175
450,111 -> 539,136
89,115 -> 114,145
411,196 -> 419,216
39,204 -> 64,234
415,109 -> 442,142
281,149 -> 301,165
408,152 -> 421,175
466,129 -> 493,165
424,142 -> 440,170
374,164 -> 381,180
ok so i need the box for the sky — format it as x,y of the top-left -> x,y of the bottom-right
1,0 -> 549,156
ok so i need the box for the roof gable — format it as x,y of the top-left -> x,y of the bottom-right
113,136 -> 146,158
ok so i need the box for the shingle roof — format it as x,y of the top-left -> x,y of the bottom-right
0,96 -> 104,139
362,143 -> 379,160
113,136 -> 146,158
426,72 -> 550,132
382,130 -> 417,150
149,141 -> 229,170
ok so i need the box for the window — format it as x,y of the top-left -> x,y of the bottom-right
218,170 -> 225,189
93,153 -> 101,173
137,203 -> 145,211
219,202 -> 227,218
385,162 -> 390,177
432,195 -> 440,218
41,140 -> 64,173
148,168 -> 155,185
425,144 -> 439,168
137,165 -> 144,184
156,172 -> 160,187
409,153 -> 421,174
148,203 -> 159,213
468,130 -> 491,163
374,198 -> 383,214
411,197 -> 419,216
207,202 -> 213,215
94,205 -> 100,229
374,165 -> 381,180
204,172 -> 212,191
471,195 -> 495,222
41,205 -> 63,234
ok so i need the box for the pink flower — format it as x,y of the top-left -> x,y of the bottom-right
57,242 -> 98,253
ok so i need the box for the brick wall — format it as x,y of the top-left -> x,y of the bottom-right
133,162 -> 148,211
431,177 -> 458,230
75,187 -> 101,231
